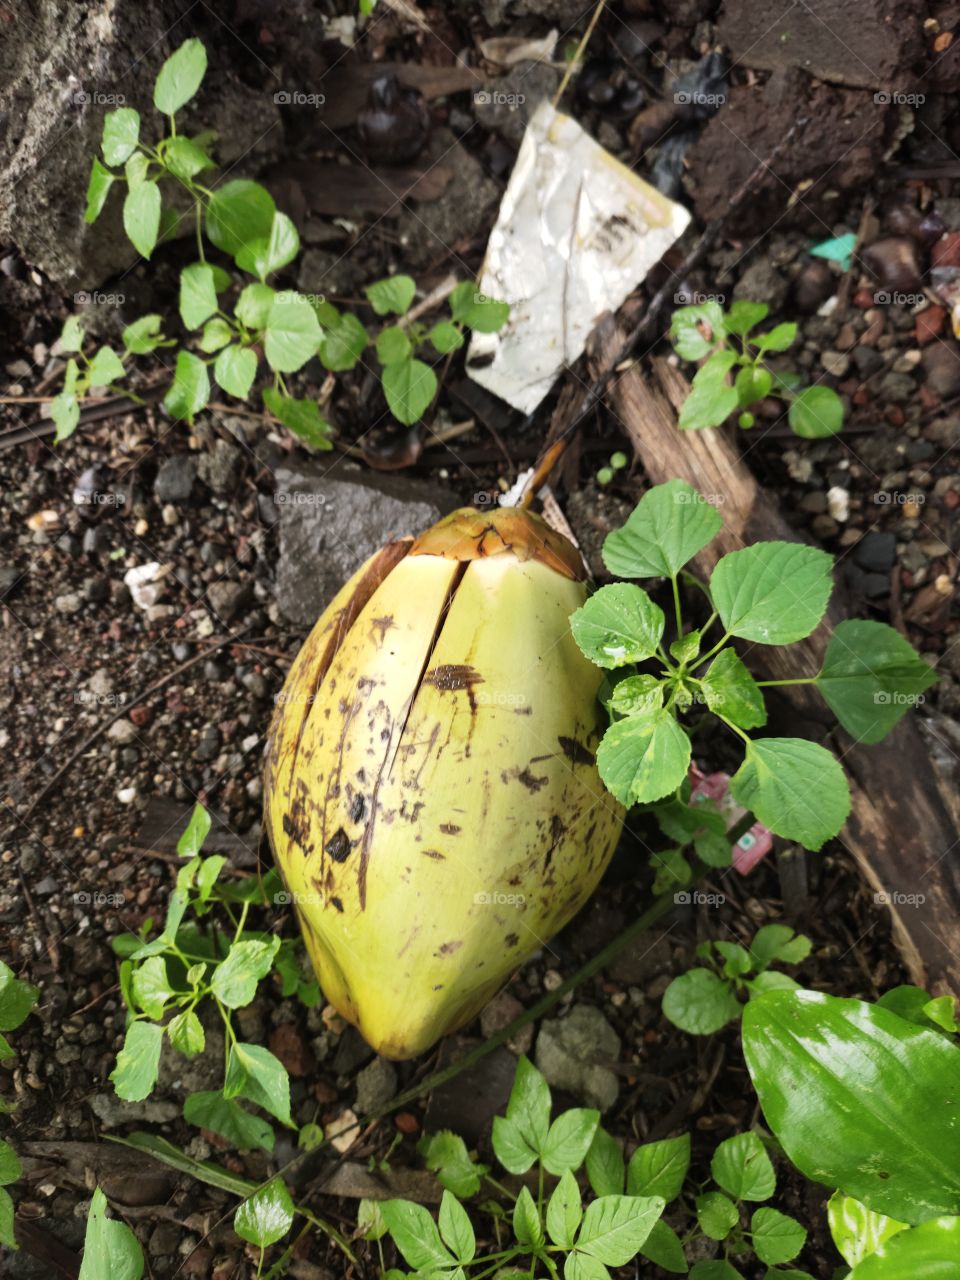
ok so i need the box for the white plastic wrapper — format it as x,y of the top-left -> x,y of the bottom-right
467,100 -> 691,414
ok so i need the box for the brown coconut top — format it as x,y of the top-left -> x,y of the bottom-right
409,506 -> 585,581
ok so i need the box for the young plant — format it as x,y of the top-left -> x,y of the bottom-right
744,986 -> 960,1275
374,1055 -> 665,1279
0,962 -> 40,1250
569,479 -> 936,852
53,38 -> 508,444
669,300 -> 845,438
662,923 -> 811,1036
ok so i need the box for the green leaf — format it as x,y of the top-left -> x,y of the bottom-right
235,282 -> 276,330
586,1127 -> 624,1197
735,364 -> 773,407
59,316 -> 85,353
0,964 -> 39,1031
122,314 -> 165,354
163,136 -> 214,180
183,1090 -> 275,1152
264,292 -> 321,372
429,320 -> 464,353
102,108 -> 140,166
491,1114 -> 537,1174
261,387 -> 332,450
678,349 -> 739,430
597,711 -> 691,805
670,301 -> 726,360
179,263 -> 219,329
789,385 -> 844,438
816,620 -> 936,744
153,38 -> 208,115
749,924 -> 811,971
167,1010 -> 205,1057
651,849 -> 690,895
662,970 -> 740,1035
730,737 -> 850,851
376,325 -> 413,365
211,937 -> 281,1008
548,1169 -> 583,1248
380,1199 -> 455,1272
163,350 -> 210,421
506,1055 -> 551,1153
214,345 -> 257,399
85,158 -> 115,223
725,301 -> 769,336
715,941 -> 752,978
449,281 -> 510,331
233,1178 -> 294,1247
224,1042 -> 292,1127
513,1184 -> 544,1249
51,390 -> 79,443
366,274 -> 416,316
690,1263 -> 743,1280
110,1021 -> 163,1101
751,1207 -> 806,1264
206,180 -> 276,259
923,995 -> 959,1033
627,1134 -> 690,1202
235,212 -> 300,281
438,1190 -> 475,1262
571,583 -> 665,669
79,1187 -> 144,1280
131,956 -> 175,1019
319,312 -> 369,371
711,541 -> 833,645
382,357 -> 437,424
827,1192 -> 908,1267
696,1191 -> 739,1240
849,1216 -> 960,1278
87,346 -> 125,388
125,151 -> 149,189
0,1187 -> 13,1250
576,1194 -> 665,1265
603,480 -> 723,580
176,803 -> 211,858
357,1199 -> 388,1241
123,181 -> 161,259
543,1108 -> 600,1175
564,1256 -> 609,1280
743,989 -> 960,1222
0,1139 -> 22,1186
754,322 -> 797,354
199,318 -> 233,352
609,676 -> 664,718
700,649 -> 767,729
417,1131 -> 487,1199
641,1219 -> 688,1272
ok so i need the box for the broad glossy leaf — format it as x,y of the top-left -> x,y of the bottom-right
224,1042 -> 292,1127
627,1134 -> 690,1201
79,1187 -> 144,1280
730,737 -> 850,851
603,480 -> 722,579
183,1090 -> 275,1152
850,1216 -> 960,1278
597,711 -> 691,805
233,1178 -> 294,1247
711,542 -> 833,645
743,990 -> 960,1222
700,648 -> 767,729
662,969 -> 740,1035
576,1194 -> 664,1265
206,180 -> 276,259
827,1192 -> 907,1267
816,620 -> 936,744
153,38 -> 207,115
570,584 -> 665,669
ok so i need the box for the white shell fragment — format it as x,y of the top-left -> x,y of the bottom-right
467,100 -> 691,414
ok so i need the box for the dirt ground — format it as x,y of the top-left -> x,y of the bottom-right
2,1 -> 959,1277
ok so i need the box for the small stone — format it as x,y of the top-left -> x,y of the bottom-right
536,1004 -> 621,1112
827,485 -> 850,521
916,306 -> 946,345
855,532 -> 897,572
480,990 -> 532,1055
269,1024 -> 314,1078
862,237 -> 922,293
107,719 -> 139,745
793,257 -> 834,313
161,504 -> 179,527
206,581 -> 250,623
932,232 -> 960,268
922,343 -> 960,398
116,787 -> 137,804
154,455 -> 196,504
241,671 -> 269,700
733,258 -> 789,310
54,592 -> 83,615
821,350 -> 849,377
326,1109 -> 359,1153
34,876 -> 58,897
355,1056 -> 398,1113
198,439 -> 243,495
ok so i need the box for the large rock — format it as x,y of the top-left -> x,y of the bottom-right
535,1004 -> 621,1112
273,463 -> 456,627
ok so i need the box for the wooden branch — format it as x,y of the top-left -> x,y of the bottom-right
590,318 -> 960,992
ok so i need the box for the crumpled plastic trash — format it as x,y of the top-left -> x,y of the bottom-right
466,99 -> 691,414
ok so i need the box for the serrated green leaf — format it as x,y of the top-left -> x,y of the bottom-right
110,1021 -> 163,1101
154,38 -> 208,115
417,1131 -> 487,1198
382,357 -> 437,424
131,956 -> 175,1019
214,345 -> 257,399
224,1042 -> 292,1126
597,711 -> 691,805
603,480 -> 723,580
376,324 -> 412,365
570,583 -> 665,669
662,970 -> 740,1035
102,108 -> 140,166
381,1199 -> 455,1271
506,1055 -> 551,1152
678,349 -> 739,430
122,314 -> 165,354
125,151 -> 149,189
711,541 -> 833,645
261,387 -> 332,450
167,1009 -> 205,1057
366,274 -> 416,316
123,181 -> 161,259
234,1178 -> 294,1247
429,320 -> 464,353
211,937 -> 281,1008
670,301 -> 726,360
235,282 -> 276,330
163,135 -> 214,180
627,1134 -> 690,1202
163,350 -> 210,421
206,180 -> 276,259
754,322 -> 797,354
700,648 -> 767,729
179,263 -> 219,329
816,620 -> 936,744
713,1132 -> 776,1202
730,737 -> 850,851
609,675 -> 664,717
789,385 -> 844,438
696,1191 -> 739,1240
264,292 -> 321,372
491,1114 -> 537,1174
85,157 -> 115,223
575,1194 -> 664,1265
751,1207 -> 807,1265
184,1090 -> 275,1152
725,301 -> 769,336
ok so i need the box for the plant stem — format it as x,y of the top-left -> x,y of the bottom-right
671,573 -> 683,640
690,632 -> 732,673
756,676 -> 818,687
